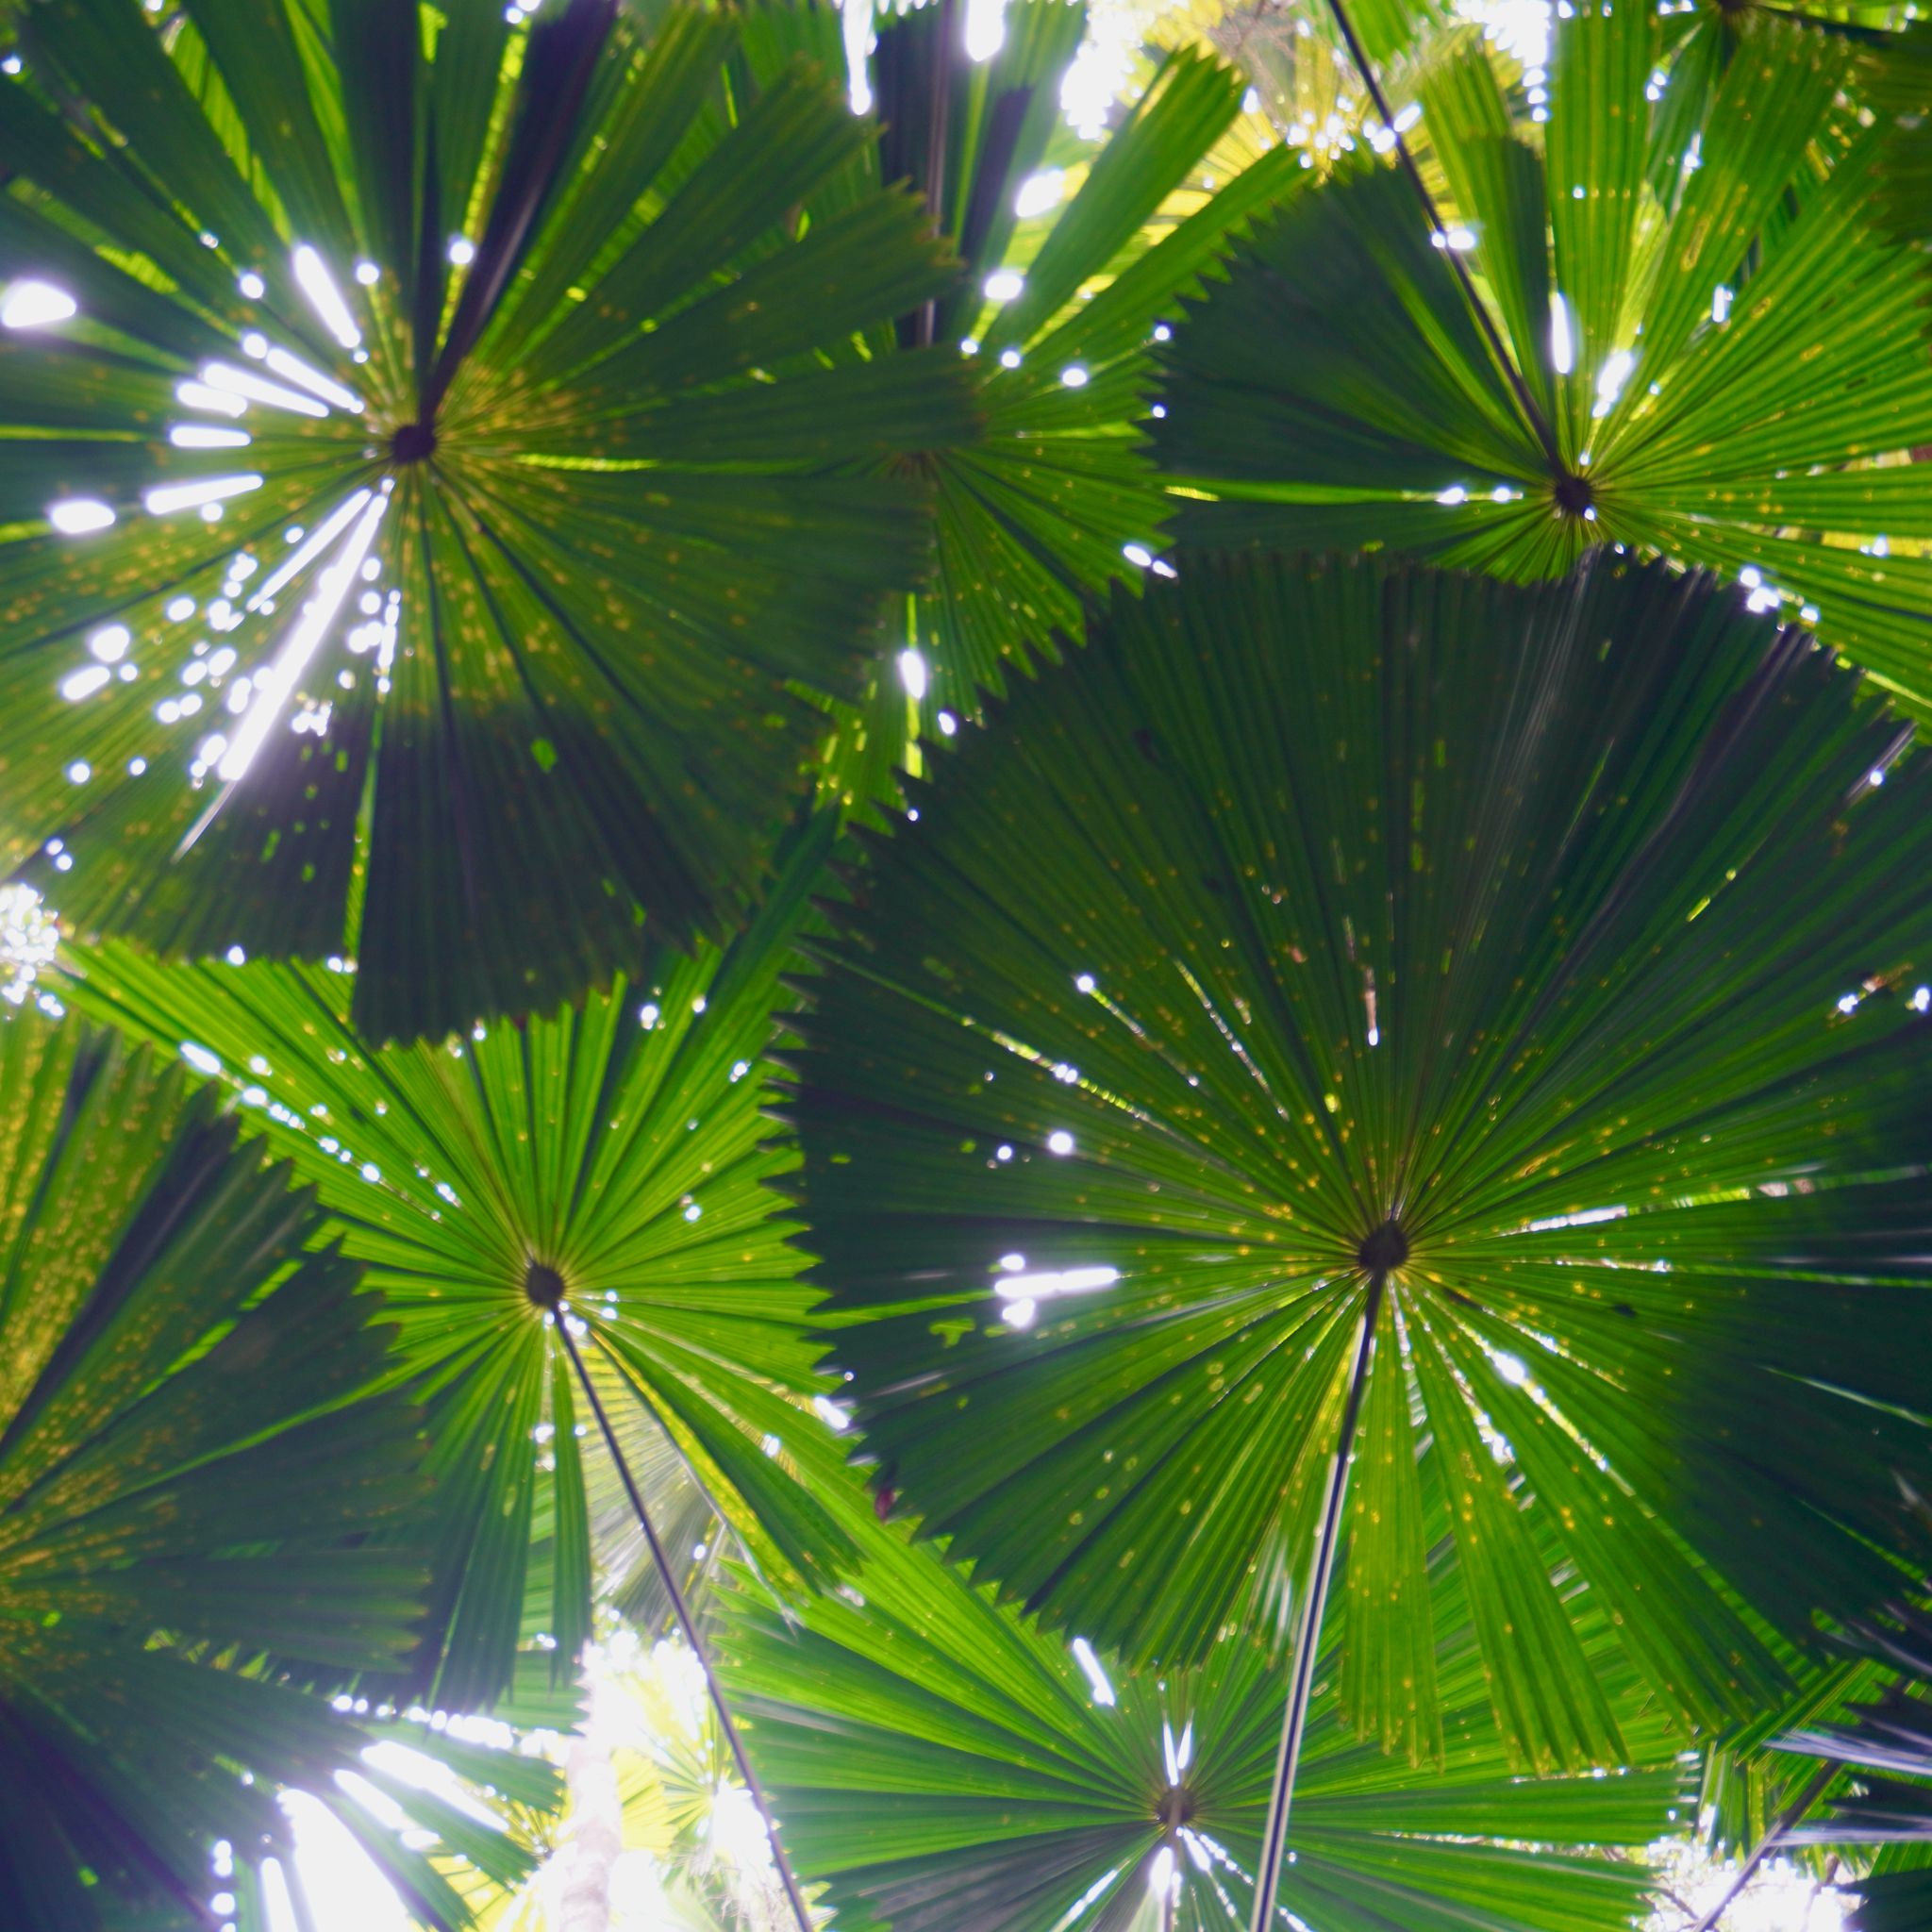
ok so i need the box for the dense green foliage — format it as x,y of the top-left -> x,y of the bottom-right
720,1486 -> 1690,1932
781,553 -> 1932,1763
1158,7 -> 1932,713
0,1017 -> 430,1925
0,0 -> 966,1042
4,0 -> 1932,1925
63,815 -> 849,1714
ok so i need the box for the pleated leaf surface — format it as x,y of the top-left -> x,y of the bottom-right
0,1014 -> 435,1928
0,0 -> 968,1041
781,549 -> 1932,1773
1157,6 -> 1932,714
719,1487 -> 1687,1932
61,815 -> 856,1715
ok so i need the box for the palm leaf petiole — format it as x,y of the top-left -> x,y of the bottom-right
1318,0 -> 1562,474
537,1265 -> 818,1932
911,0 -> 958,350
1250,1248 -> 1394,1932
1687,1761 -> 1838,1932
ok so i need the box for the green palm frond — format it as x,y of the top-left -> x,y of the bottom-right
0,0 -> 971,1042
880,11 -> 1298,716
1653,0 -> 1932,140
779,549 -> 1932,1773
0,1010 -> 437,1928
1756,1599 -> 1932,1927
756,0 -> 1301,734
719,1488 -> 1688,1932
59,812 -> 856,1717
1156,4 -> 1932,713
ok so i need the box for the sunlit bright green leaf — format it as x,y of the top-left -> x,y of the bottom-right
1157,7 -> 1932,714
61,813 -> 858,1715
720,1483 -> 1690,1932
0,0 -> 970,1042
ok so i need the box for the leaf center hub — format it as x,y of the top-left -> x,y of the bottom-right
1357,1219 -> 1408,1274
390,419 -> 439,465
524,1258 -> 568,1310
1553,470 -> 1594,518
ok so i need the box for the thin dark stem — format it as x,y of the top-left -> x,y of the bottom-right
1686,1763 -> 1837,1932
1319,0 -> 1564,475
423,0 -> 619,419
1247,1273 -> 1387,1932
553,1313 -> 817,1932
913,0 -> 958,347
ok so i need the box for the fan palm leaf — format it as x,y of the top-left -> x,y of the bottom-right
753,0 -> 1301,725
1155,4 -> 1932,715
1757,1599 -> 1932,1931
0,0 -> 971,1042
779,549 -> 1932,1781
220,1698 -> 571,1932
0,1011 -> 438,1928
1652,0 -> 1932,143
718,1489 -> 1689,1932
59,812 -> 856,1716
880,11 -> 1297,715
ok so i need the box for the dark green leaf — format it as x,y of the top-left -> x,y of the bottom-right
0,1012 -> 435,1929
781,548 -> 1932,1770
0,0 -> 970,1041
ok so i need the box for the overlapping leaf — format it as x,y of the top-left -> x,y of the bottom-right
885,16 -> 1299,714
1653,0 -> 1932,142
1757,1599 -> 1932,1930
719,1485 -> 1686,1932
1157,4 -> 1932,713
61,813 -> 856,1717
0,1013 -> 437,1928
0,0 -> 970,1041
751,0 -> 1299,728
781,549 -> 1932,1774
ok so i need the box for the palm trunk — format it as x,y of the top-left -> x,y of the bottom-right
554,1733 -> 624,1932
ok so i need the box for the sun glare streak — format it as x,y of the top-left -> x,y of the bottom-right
1,280 -> 77,328
1071,1638 -> 1116,1706
216,489 -> 389,786
175,378 -> 250,418
47,498 -> 115,534
248,490 -> 374,611
169,425 -> 253,449
291,243 -> 363,350
1549,292 -> 1574,375
278,1792 -> 413,1932
964,0 -> 1007,58
144,474 -> 264,517
993,1265 -> 1119,1301
263,343 -> 364,413
201,359 -> 331,418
